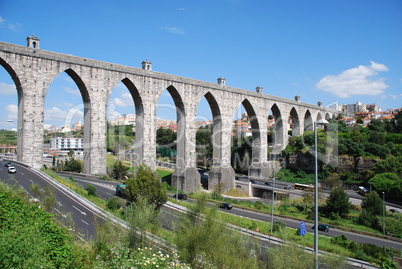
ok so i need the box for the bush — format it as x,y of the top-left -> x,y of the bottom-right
85,184 -> 97,197
106,197 -> 120,211
272,220 -> 286,233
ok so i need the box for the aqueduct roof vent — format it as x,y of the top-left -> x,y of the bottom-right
217,76 -> 226,85
142,60 -> 152,71
318,101 -> 323,107
256,85 -> 263,93
27,35 -> 40,49
295,95 -> 301,102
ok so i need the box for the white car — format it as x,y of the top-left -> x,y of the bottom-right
8,166 -> 16,173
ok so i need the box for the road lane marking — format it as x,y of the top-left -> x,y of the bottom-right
54,208 -> 67,218
81,219 -> 89,226
72,205 -> 87,215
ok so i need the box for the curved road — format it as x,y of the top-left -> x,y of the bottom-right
59,171 -> 402,250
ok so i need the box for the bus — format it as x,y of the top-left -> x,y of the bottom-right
294,183 -> 314,191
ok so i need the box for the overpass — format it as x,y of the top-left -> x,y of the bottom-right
0,36 -> 339,193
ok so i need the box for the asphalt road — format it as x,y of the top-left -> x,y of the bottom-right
0,161 -> 108,241
59,172 -> 402,250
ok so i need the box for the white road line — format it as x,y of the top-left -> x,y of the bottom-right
81,219 -> 89,226
72,205 -> 87,215
54,208 -> 67,218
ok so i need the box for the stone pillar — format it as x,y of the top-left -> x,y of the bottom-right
248,115 -> 270,179
208,109 -> 235,192
171,86 -> 200,193
84,75 -> 109,175
18,77 -> 45,169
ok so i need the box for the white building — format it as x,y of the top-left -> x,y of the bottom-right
50,137 -> 84,155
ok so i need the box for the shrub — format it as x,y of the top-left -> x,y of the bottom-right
85,184 -> 97,197
272,220 -> 286,233
106,197 -> 120,211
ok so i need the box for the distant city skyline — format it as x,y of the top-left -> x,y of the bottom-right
1,0 -> 401,130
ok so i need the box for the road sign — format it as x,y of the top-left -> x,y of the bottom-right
300,222 -> 307,236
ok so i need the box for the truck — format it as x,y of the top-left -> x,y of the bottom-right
116,184 -> 127,198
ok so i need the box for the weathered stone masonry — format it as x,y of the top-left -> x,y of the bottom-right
0,39 -> 338,193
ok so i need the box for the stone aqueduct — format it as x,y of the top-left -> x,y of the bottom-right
0,38 -> 338,193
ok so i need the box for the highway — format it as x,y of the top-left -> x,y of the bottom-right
1,160 -> 401,252
0,161 -> 109,241
58,171 -> 402,250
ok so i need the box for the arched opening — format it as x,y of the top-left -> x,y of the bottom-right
107,78 -> 139,174
231,99 -> 259,176
195,92 -> 219,189
268,103 -> 283,156
44,69 -> 89,173
304,110 -> 313,131
289,107 -> 301,136
156,86 -> 185,189
0,58 -> 20,158
325,113 -> 331,121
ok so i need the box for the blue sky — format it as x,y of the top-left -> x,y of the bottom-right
0,0 -> 401,130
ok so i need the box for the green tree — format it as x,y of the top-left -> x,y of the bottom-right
370,172 -> 402,200
156,127 -> 176,147
374,156 -> 402,176
174,192 -> 261,269
394,110 -> 402,133
361,191 -> 383,216
358,191 -> 383,229
110,160 -> 129,181
324,187 -> 351,219
125,164 -> 167,208
125,196 -> 161,248
63,157 -> 83,173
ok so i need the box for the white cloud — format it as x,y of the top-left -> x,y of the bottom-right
0,82 -> 16,95
64,86 -> 80,96
316,61 -> 389,98
5,104 -> 18,120
8,23 -> 23,31
45,107 -> 67,122
390,94 -> 399,100
161,25 -> 185,35
109,92 -> 134,107
0,16 -> 5,27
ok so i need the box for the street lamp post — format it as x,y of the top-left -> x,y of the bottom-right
314,119 -> 328,268
382,192 -> 385,235
270,176 -> 276,234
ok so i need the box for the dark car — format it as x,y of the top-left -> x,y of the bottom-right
219,203 -> 233,210
173,193 -> 188,200
312,224 -> 329,232
264,182 -> 271,186
389,209 -> 400,214
284,185 -> 294,190
4,162 -> 12,167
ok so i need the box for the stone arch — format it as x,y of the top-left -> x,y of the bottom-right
0,57 -> 23,160
155,84 -> 185,166
304,110 -> 313,131
198,91 -> 222,165
269,103 -> 283,154
325,112 -> 331,121
111,77 -> 144,167
46,68 -> 91,172
316,112 -> 323,121
289,107 -> 301,136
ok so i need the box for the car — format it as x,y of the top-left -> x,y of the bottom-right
264,182 -> 271,186
389,209 -> 400,214
250,180 -> 256,184
8,166 -> 16,173
284,185 -> 294,190
4,162 -> 12,167
312,224 -> 329,232
173,193 -> 188,200
219,203 -> 233,210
